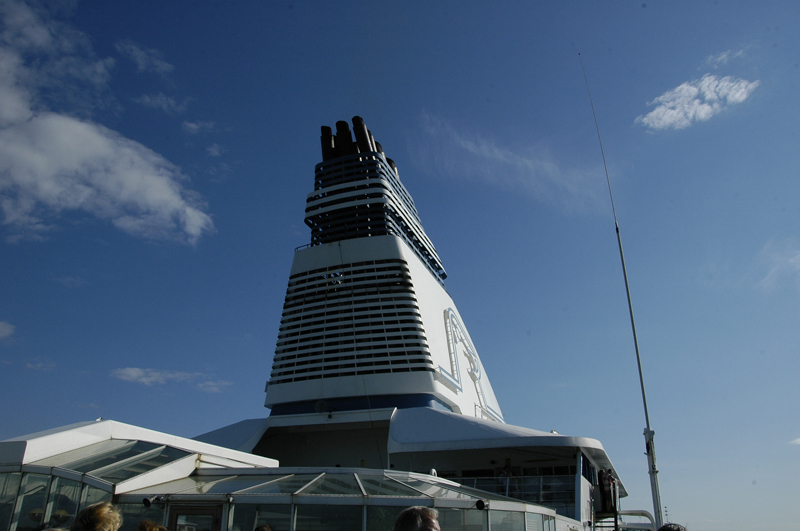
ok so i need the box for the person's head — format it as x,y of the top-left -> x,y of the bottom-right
394,506 -> 440,531
254,526 -> 273,531
71,502 -> 122,531
657,525 -> 687,531
137,520 -> 159,531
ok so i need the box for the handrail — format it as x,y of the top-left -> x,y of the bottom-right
617,509 -> 656,531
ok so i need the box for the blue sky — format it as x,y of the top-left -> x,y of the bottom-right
1,1 -> 798,529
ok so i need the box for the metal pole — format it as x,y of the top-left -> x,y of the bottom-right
580,53 -> 664,529
616,222 -> 664,529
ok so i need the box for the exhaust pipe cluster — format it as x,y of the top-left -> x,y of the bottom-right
321,117 -> 392,173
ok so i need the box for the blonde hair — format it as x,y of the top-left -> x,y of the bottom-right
71,502 -> 122,531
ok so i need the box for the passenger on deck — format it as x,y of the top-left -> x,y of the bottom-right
394,506 -> 440,531
70,502 -> 122,531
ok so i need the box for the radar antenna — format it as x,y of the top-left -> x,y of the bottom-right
579,53 -> 664,529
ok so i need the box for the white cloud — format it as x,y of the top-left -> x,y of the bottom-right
706,49 -> 744,68
182,120 -> 215,134
0,321 -> 14,338
134,93 -> 188,114
755,239 -> 800,291
26,357 -> 56,371
112,367 -> 232,393
196,380 -> 233,393
412,113 -> 604,212
636,74 -> 760,131
205,143 -> 223,157
791,438 -> 800,445
111,367 -> 202,386
115,39 -> 173,74
56,276 -> 87,287
0,1 -> 214,244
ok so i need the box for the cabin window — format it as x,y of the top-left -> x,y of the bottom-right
0,473 -> 21,531
294,504 -> 361,531
525,513 -> 543,531
80,485 -> 111,509
11,473 -> 50,531
116,503 -> 165,531
489,510 -> 524,531
230,504 -> 291,531
45,477 -> 81,529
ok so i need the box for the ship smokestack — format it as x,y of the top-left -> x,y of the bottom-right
320,126 -> 335,161
387,158 -> 399,177
335,121 -> 356,156
367,130 -> 376,152
352,116 -> 373,154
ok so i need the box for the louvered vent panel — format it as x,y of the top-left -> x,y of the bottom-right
269,259 -> 433,385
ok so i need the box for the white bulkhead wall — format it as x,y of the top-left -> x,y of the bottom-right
266,234 -> 503,421
397,236 -> 504,422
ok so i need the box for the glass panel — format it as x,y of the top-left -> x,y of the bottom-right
359,476 -> 426,497
524,513 -> 543,531
93,447 -> 189,483
80,485 -> 111,510
46,477 -> 81,529
32,440 -> 134,468
13,474 -> 50,531
196,477 -> 284,495
0,473 -> 21,531
124,477 -> 226,496
169,507 -> 221,531
230,505 -> 291,531
294,505 -> 361,531
489,511 -> 524,531
237,475 -> 319,495
66,441 -> 159,473
301,475 -> 362,496
116,503 -> 165,531
176,513 -> 215,531
392,479 -> 473,500
366,506 -> 406,531
438,508 -> 486,531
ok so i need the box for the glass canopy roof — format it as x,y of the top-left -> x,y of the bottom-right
121,468 -> 516,503
31,439 -> 190,484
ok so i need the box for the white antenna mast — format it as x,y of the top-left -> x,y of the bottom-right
579,53 -> 664,529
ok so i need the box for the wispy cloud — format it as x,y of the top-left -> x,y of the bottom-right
706,49 -> 745,68
182,121 -> 215,134
111,367 -> 232,393
134,92 -> 189,114
115,39 -> 173,74
111,367 -> 201,385
0,321 -> 14,339
197,380 -> 233,393
26,357 -> 56,371
790,438 -> 800,445
56,276 -> 87,288
0,1 -> 214,244
412,114 -> 604,212
205,143 -> 223,157
636,74 -> 760,131
754,239 -> 800,291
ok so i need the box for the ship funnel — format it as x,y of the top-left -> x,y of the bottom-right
387,158 -> 399,177
320,126 -> 335,161
335,121 -> 356,156
352,116 -> 373,154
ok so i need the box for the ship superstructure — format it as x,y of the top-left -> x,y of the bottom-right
265,117 -> 503,424
0,117 -> 653,531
